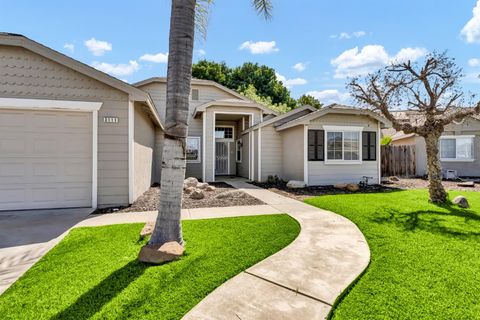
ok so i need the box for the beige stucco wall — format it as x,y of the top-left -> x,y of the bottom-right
133,103 -> 156,200
307,113 -> 380,185
0,45 -> 131,207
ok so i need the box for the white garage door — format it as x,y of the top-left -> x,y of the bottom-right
0,109 -> 93,210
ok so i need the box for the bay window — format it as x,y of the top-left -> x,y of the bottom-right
440,136 -> 474,161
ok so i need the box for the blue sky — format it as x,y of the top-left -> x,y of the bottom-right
2,0 -> 480,104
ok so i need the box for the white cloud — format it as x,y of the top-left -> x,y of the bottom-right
305,89 -> 350,105
275,72 -> 307,88
140,52 -> 168,63
239,41 -> 279,54
331,45 -> 427,78
196,49 -> 206,57
469,58 -> 480,67
63,43 -> 74,53
393,47 -> 427,63
330,30 -> 366,40
85,38 -> 112,56
293,62 -> 307,72
92,60 -> 140,77
461,0 -> 480,43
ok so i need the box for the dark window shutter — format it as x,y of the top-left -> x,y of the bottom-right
308,130 -> 324,161
316,130 -> 324,160
362,132 -> 376,161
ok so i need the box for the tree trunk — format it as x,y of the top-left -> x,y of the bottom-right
424,134 -> 447,203
149,0 -> 196,246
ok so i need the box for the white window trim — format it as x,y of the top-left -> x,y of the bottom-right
323,125 -> 363,165
186,136 -> 202,163
439,135 -> 475,162
236,139 -> 243,163
215,125 -> 235,141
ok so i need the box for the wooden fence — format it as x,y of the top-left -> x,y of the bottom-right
381,145 -> 416,177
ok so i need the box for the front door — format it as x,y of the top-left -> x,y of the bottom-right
215,141 -> 229,175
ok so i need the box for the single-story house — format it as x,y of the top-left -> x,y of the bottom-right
0,33 -> 390,211
384,111 -> 480,177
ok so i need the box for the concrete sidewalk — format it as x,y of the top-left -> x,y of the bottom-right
183,181 -> 371,320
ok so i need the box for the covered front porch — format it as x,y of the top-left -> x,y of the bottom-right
191,99 -> 270,182
209,111 -> 253,182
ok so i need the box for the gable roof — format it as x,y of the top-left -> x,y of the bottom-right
276,104 -> 391,131
244,105 -> 317,132
0,32 -> 163,128
192,98 -> 278,117
391,109 -> 480,127
135,77 -> 279,116
133,77 -> 250,101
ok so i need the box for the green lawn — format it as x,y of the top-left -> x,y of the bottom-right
305,190 -> 480,320
0,214 -> 299,320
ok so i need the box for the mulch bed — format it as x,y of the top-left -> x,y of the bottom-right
250,181 -> 397,201
384,177 -> 480,192
251,177 -> 480,201
94,182 -> 264,214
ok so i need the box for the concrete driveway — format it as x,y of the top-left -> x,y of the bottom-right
0,208 -> 92,294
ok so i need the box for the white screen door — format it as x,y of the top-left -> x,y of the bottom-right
215,141 -> 229,175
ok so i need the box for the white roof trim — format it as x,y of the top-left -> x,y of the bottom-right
192,99 -> 278,117
244,105 -> 317,133
276,105 -> 391,131
133,77 -> 251,102
0,97 -> 102,111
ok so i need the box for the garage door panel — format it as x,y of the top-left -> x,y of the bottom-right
0,188 -> 25,204
0,109 -> 93,210
0,111 -> 26,128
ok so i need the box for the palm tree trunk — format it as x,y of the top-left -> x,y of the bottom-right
424,134 -> 447,203
149,0 -> 196,246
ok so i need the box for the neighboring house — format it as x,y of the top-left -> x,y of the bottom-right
0,33 -> 390,211
383,111 -> 480,177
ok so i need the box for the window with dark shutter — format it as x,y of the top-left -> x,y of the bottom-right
362,132 -> 376,161
308,130 -> 324,161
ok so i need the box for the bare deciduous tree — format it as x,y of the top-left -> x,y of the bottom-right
348,52 -> 480,203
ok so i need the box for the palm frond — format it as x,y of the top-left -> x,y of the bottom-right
253,0 -> 273,19
195,0 -> 213,40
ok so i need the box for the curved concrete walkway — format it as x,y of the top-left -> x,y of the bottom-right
183,181 -> 370,320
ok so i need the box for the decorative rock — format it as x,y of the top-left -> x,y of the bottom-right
184,177 -> 198,189
184,187 -> 195,194
206,185 -> 216,192
390,176 -> 400,181
457,181 -> 475,188
138,241 -> 184,264
286,180 -> 306,189
140,221 -> 155,238
197,182 -> 208,189
215,190 -> 247,199
334,183 -> 348,189
190,189 -> 205,200
346,184 -> 360,192
453,195 -> 469,208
